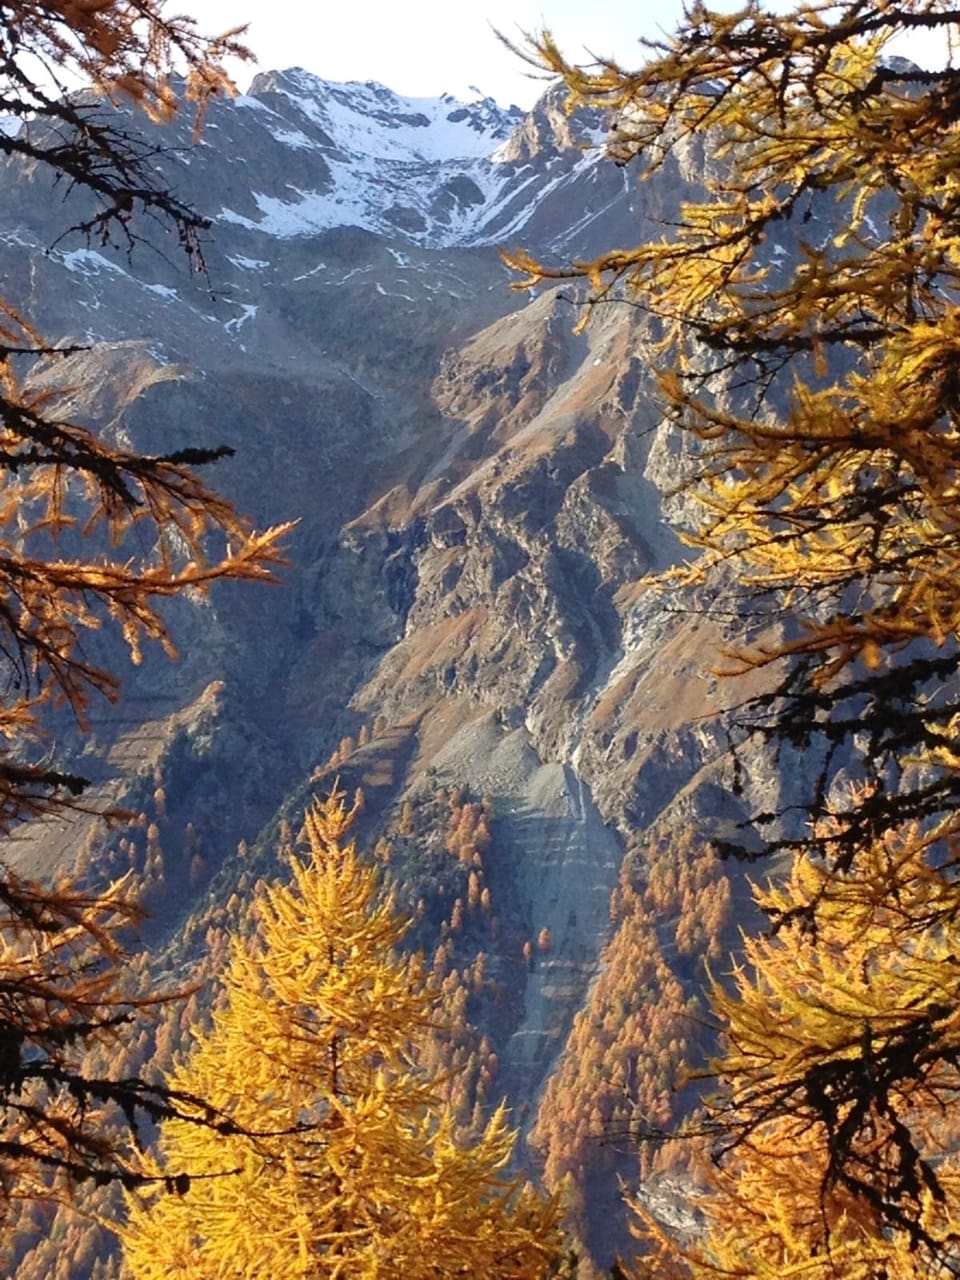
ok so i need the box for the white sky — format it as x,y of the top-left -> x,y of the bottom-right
185,0 -> 954,108
185,1 -> 700,107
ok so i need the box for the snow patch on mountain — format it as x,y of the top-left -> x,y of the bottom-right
228,255 -> 269,271
58,249 -> 128,277
224,304 -> 258,333
213,68 -> 609,250
246,69 -> 519,164
270,127 -> 314,149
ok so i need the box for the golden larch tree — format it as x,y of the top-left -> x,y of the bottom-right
120,792 -> 561,1279
509,0 -> 960,1264
0,0 -> 290,1205
625,820 -> 960,1277
512,0 -> 960,1254
508,0 -> 960,869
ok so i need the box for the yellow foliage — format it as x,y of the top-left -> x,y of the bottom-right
624,822 -> 960,1277
4,0 -> 249,129
511,0 -> 960,853
0,0 -> 288,1207
120,792 -> 560,1278
0,8 -> 289,827
517,4 -> 960,1269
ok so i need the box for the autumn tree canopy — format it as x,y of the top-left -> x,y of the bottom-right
120,793 -> 561,1279
0,0 -> 288,824
0,0 -> 288,1208
510,0 -> 960,868
626,826 -> 960,1279
511,0 -> 960,1269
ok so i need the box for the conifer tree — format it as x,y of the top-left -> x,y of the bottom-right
0,2 -> 289,827
0,0 -> 289,1212
509,0 -> 960,1262
625,822 -> 960,1277
120,793 -> 561,1279
508,0 -> 960,867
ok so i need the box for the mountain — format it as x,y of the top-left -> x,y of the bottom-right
0,70 -> 783,1273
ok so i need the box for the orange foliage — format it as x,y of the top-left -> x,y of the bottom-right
533,833 -> 732,1207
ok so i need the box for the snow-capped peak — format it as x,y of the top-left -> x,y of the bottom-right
216,69 -> 607,251
245,68 -> 522,164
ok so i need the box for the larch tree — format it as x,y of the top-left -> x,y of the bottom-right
120,792 -> 562,1279
625,826 -> 960,1278
508,0 -> 960,869
0,0 -> 289,825
0,0 -> 289,1207
506,0 -> 960,1266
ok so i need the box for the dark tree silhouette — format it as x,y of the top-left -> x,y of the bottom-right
0,0 -> 288,1207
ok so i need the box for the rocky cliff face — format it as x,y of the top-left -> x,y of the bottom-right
0,71 -> 772,1269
